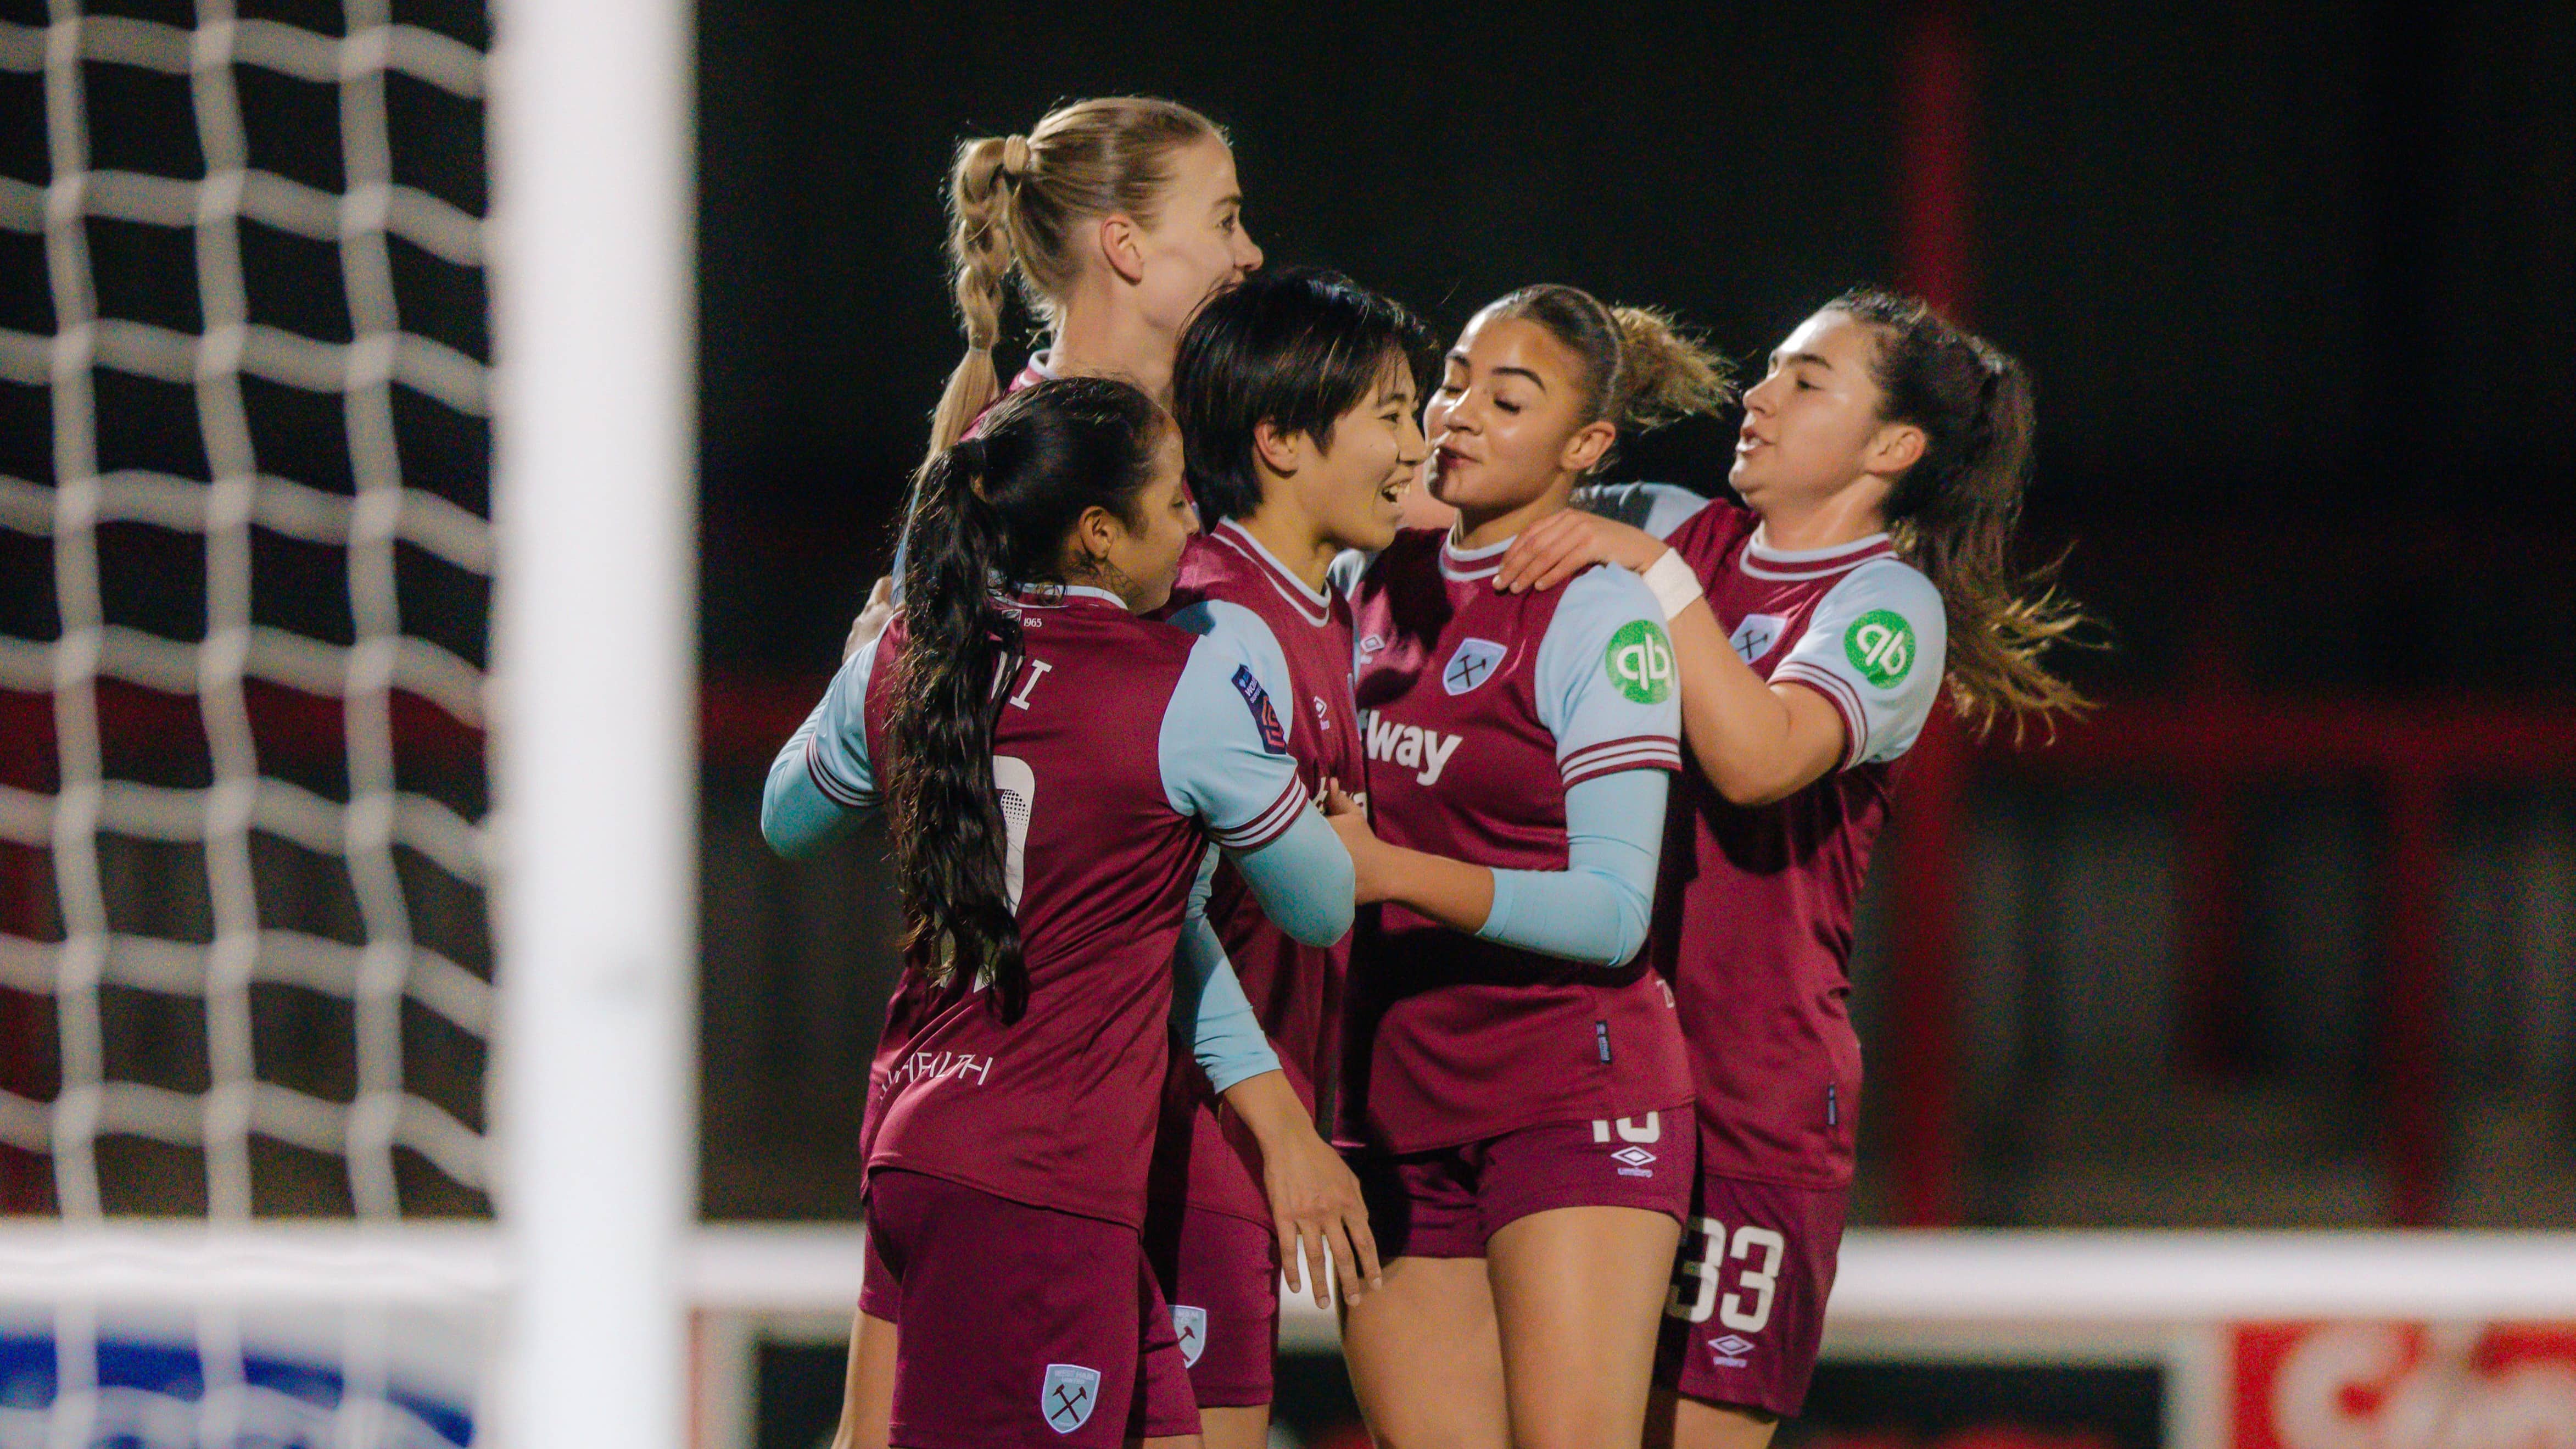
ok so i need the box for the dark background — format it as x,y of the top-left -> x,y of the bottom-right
696,2 -> 2576,681
688,0 -> 2576,1230
4,0 -> 2573,1231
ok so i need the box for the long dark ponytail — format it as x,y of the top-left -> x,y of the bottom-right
1831,288 -> 2095,739
887,376 -> 1168,1021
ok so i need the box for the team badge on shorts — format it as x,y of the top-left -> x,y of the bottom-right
1172,1305 -> 1209,1367
1041,1363 -> 1100,1434
1443,638 -> 1507,694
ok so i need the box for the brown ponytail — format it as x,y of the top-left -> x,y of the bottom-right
927,98 -> 1222,458
1608,305 -> 1734,430
1830,287 -> 2094,740
1485,284 -> 1734,468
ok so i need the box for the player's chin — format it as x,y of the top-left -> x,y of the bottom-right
1353,493 -> 1405,550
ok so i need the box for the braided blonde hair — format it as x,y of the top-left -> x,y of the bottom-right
929,98 -> 1221,456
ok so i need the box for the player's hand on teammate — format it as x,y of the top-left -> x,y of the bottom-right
1222,1070 -> 1384,1309
1321,780 -> 1393,906
842,576 -> 896,663
1491,510 -> 1664,594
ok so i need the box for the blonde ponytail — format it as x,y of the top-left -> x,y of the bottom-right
928,135 -> 1023,455
924,99 -> 1222,459
1607,304 -> 1733,429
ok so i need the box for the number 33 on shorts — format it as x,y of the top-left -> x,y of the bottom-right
1667,1216 -> 1786,1331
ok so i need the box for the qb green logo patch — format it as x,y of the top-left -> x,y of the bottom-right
1605,619 -> 1675,704
1843,610 -> 1916,687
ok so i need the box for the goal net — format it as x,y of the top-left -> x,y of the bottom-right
0,1 -> 694,1445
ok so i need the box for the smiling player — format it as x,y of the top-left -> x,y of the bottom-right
1324,284 -> 1731,1449
1145,265 -> 1434,1449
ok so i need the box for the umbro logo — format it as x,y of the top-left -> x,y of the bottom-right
1708,1334 -> 1755,1368
1611,1146 -> 1656,1168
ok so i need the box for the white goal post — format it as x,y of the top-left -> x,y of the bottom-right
486,2 -> 697,1449
0,0 -> 696,1442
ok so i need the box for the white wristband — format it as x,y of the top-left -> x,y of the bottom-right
1641,549 -> 1703,622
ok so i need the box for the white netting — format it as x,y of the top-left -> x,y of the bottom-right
0,0 -> 490,1220
0,4 -> 496,1443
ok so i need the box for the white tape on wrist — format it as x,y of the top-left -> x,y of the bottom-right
1641,549 -> 1704,622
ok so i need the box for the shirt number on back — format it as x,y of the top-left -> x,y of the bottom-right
1666,1216 -> 1786,1331
993,755 -> 1033,911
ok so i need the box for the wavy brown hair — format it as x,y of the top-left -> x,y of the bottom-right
889,377 -> 1166,1021
1831,288 -> 2095,739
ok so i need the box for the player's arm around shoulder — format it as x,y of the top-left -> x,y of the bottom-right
1534,564 -> 1685,775
761,625 -> 889,858
1159,631 -> 1354,948
1571,480 -> 1713,539
1560,538 -> 1843,809
1770,557 -> 1949,770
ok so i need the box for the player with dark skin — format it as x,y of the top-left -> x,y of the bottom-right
1326,289 -> 1726,1449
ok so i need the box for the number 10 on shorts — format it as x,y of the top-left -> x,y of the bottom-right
1666,1216 -> 1785,1331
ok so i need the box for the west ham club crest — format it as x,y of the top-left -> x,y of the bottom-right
1443,637 -> 1507,695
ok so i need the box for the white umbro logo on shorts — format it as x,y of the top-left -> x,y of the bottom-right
1709,1334 -> 1755,1368
1611,1146 -> 1656,1168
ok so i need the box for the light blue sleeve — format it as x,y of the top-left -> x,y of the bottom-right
1769,558 -> 1949,767
759,630 -> 887,858
1533,566 -> 1686,784
1477,770 -> 1668,967
1224,809 -> 1355,949
1163,599 -> 1295,754
1574,481 -> 1712,541
1160,633 -> 1355,947
1168,845 -> 1283,1093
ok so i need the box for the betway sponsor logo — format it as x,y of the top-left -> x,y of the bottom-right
1361,710 -> 1462,787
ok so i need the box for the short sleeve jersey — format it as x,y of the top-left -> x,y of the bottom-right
1148,522 -> 1371,1225
813,587 -> 1313,1228
1603,489 -> 1948,1187
1338,527 -> 1694,1155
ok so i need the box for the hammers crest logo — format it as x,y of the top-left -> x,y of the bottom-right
1443,637 -> 1508,695
1172,1305 -> 1209,1367
1041,1363 -> 1100,1434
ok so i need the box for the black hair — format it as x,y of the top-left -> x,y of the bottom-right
887,376 -> 1167,1021
1172,265 -> 1435,523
